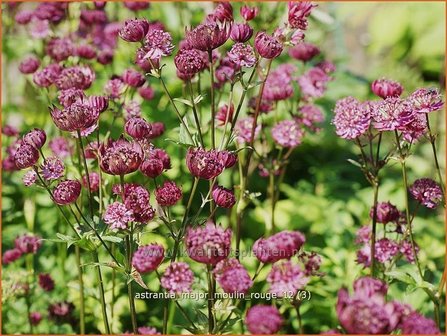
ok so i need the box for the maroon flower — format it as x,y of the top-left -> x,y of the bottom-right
104,78 -> 126,99
245,305 -> 283,334
123,183 -> 155,223
50,100 -> 99,133
230,23 -> 253,43
82,172 -> 100,192
103,201 -> 134,230
216,103 -> 234,126
19,56 -> 40,74
119,18 -> 150,42
132,244 -> 165,273
272,119 -> 304,148
76,44 -> 97,59
214,258 -> 252,294
148,148 -> 171,169
186,147 -> 225,180
2,124 -> 19,137
240,5 -> 259,21
14,144 -> 39,169
371,78 -> 403,99
15,10 -> 34,25
211,2 -> 233,22
38,273 -> 55,291
401,312 -> 440,334
155,181 -> 182,206
372,97 -> 415,131
49,137 -> 72,158
53,180 -> 82,205
161,262 -> 194,294
140,29 -> 175,59
55,66 -> 95,91
218,150 -> 237,168
254,32 -> 283,59
140,159 -> 164,178
2,249 -> 23,264
99,137 -> 143,175
212,186 -> 236,208
253,231 -> 305,263
125,117 -> 152,139
186,22 -> 231,52
122,68 -> 145,88
227,43 -> 256,68
29,312 -> 42,326
46,37 -> 74,62
41,157 -> 65,181
332,97 -> 371,139
235,117 -> 260,144
267,260 -> 309,297
48,301 -> 75,324
375,238 -> 399,263
409,88 -> 444,113
289,42 -> 320,61
288,1 -> 316,30
370,202 -> 400,224
23,170 -> 37,187
149,122 -> 165,138
15,234 -> 42,254
58,89 -> 86,108
174,48 -> 207,76
33,63 -> 62,87
23,128 -> 46,149
298,67 -> 331,99
139,86 -> 155,100
124,1 -> 150,11
409,178 -> 443,209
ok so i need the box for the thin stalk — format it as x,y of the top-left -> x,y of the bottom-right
208,49 -> 216,148
111,244 -> 116,331
207,265 -> 215,333
76,130 -> 94,220
425,114 -> 446,197
296,303 -> 303,334
370,182 -> 379,277
187,80 -> 204,147
75,246 -> 85,334
269,171 -> 276,234
92,251 -> 111,334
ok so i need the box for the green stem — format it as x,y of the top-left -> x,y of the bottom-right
269,171 -> 276,235
187,80 -> 204,147
207,265 -> 215,333
92,251 -> 111,334
75,246 -> 85,334
371,181 -> 379,277
208,49 -> 216,149
76,130 -> 94,220
296,303 -> 303,334
425,114 -> 446,198
126,235 -> 138,334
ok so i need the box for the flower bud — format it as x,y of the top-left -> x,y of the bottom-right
19,56 -> 40,74
23,128 -> 46,149
212,186 -> 236,208
140,159 -> 164,178
240,5 -> 259,21
254,32 -> 283,59
125,117 -> 152,139
119,18 -> 150,42
14,144 -> 39,169
122,68 -> 145,87
371,78 -> 403,99
53,180 -> 82,205
230,23 -> 253,43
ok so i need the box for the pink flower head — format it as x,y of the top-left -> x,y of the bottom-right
48,301 -> 75,324
139,86 -> 155,100
213,258 -> 253,294
253,230 -> 305,263
161,262 -> 194,294
355,225 -> 371,245
14,144 -> 39,169
370,201 -> 399,224
38,273 -> 55,292
185,222 -> 232,265
103,201 -> 134,230
23,170 -> 37,187
409,178 -> 443,209
212,185 -> 236,208
148,148 -> 171,169
263,69 -> 296,101
227,43 -> 256,68
140,159 -> 164,178
104,78 -> 126,99
186,147 -> 225,180
88,95 -> 109,114
2,249 -> 23,264
125,117 -> 152,139
298,67 -> 331,99
29,312 -> 42,326
401,112 -> 427,142
186,21 -> 231,51
99,137 -> 143,175
19,56 -> 40,74
299,251 -> 322,276
211,2 -> 233,22
124,2 -> 150,11
245,305 -> 283,334
82,172 -> 100,192
288,1 -> 316,30
33,63 -> 62,87
401,312 -> 440,334
53,180 -> 82,205
409,87 -> 444,113
372,97 -> 415,131
2,124 -> 19,137
272,119 -> 304,148
316,60 -> 336,74
375,238 -> 399,263
124,100 -> 142,120
41,157 -> 65,181
230,23 -> 253,43
155,181 -> 182,207
137,326 -> 160,335
332,97 -> 371,139
295,104 -> 325,129
235,117 -> 261,144
58,89 -> 86,108
218,150 -> 237,168
122,68 -> 145,87
289,42 -> 320,61
50,100 -> 99,133
371,78 -> 403,99
34,2 -> 67,23
132,244 -> 165,273
399,240 -> 419,263
119,18 -> 150,42
76,44 -> 97,59
174,48 -> 207,76
267,260 -> 309,297
49,137 -> 72,158
140,29 -> 175,60
23,128 -> 46,149
254,32 -> 283,59
15,10 -> 34,24
216,103 -> 234,126
46,37 -> 74,62
240,5 -> 259,21
15,234 -> 42,254
55,66 -> 95,91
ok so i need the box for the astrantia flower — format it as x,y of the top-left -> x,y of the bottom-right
299,251 -> 322,276
372,97 -> 415,131
267,260 -> 309,297
50,100 -> 99,133
371,78 -> 403,99
53,180 -> 82,205
186,22 -> 231,51
122,183 -> 155,223
174,48 -> 207,76
125,117 -> 152,139
298,67 -> 331,99
332,97 -> 371,139
148,148 -> 171,169
245,305 -> 283,334
155,181 -> 182,207
99,137 -> 143,175
356,244 -> 371,267
216,103 -> 234,126
119,18 -> 150,42
401,312 -> 440,334
230,23 -> 253,43
33,63 -> 62,88
19,56 -> 40,74
49,137 -> 72,158
23,170 -> 37,187
2,124 -> 19,137
103,201 -> 134,230
185,222 -> 232,265
15,10 -> 34,24
235,117 -> 261,144
409,88 -> 444,113
218,150 -> 237,168
38,273 -> 55,292
272,120 -> 304,148
124,100 -> 142,120
58,89 -> 86,108
14,144 -> 39,169
186,147 -> 225,180
409,178 -> 443,209
253,230 -> 305,263
15,234 -> 42,254
213,258 -> 253,294
41,157 -> 65,181
23,128 -> 46,149
228,43 -> 256,68
81,172 -> 100,192
139,86 -> 155,100
316,60 -> 336,74
212,186 -> 236,208
76,44 -> 97,59
375,238 -> 399,263
140,159 -> 164,178
370,201 -> 400,224
289,42 -> 320,61
295,104 -> 324,130
248,96 -> 274,114
48,301 -> 75,324
2,249 -> 22,264
122,68 -> 145,88
132,244 -> 165,273
124,2 -> 150,11
210,2 -> 233,22
46,37 -> 74,62
135,49 -> 160,72
288,1 -> 316,30
34,2 -> 67,23
29,312 -> 42,326
254,32 -> 283,59
355,225 -> 371,245
240,5 -> 259,21
400,240 -> 419,263
137,326 -> 160,335
104,78 -> 126,99
161,262 -> 194,294
55,66 -> 95,90
141,29 -> 175,59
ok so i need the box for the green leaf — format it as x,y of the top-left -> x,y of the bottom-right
173,98 -> 193,107
385,270 -> 416,285
101,235 -> 123,243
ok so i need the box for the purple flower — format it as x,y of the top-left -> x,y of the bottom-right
267,260 -> 309,297
186,147 -> 225,180
123,184 -> 155,223
299,251 -> 322,276
212,186 -> 236,208
295,104 -> 324,130
254,32 -> 283,59
125,117 -> 152,139
371,78 -> 403,99
29,312 -> 42,326
139,86 -> 155,100
375,238 -> 399,263
2,249 -> 23,264
122,68 -> 145,88
216,103 -> 234,126
38,273 -> 55,291
14,144 -> 39,169
185,222 -> 232,265
119,18 -> 150,42
124,100 -> 142,119
288,1 -> 316,30
400,240 -> 419,263
409,88 -> 444,113
401,312 -> 440,334
148,148 -> 171,169
227,43 -> 256,68
355,225 -> 371,245
103,201 -> 134,230
132,244 -> 165,273
15,234 -> 42,254
76,44 -> 97,59
298,67 -> 331,99
140,159 -> 164,178
19,56 -> 40,74
155,181 -> 182,207
49,137 -> 72,158
253,230 -> 305,263
174,48 -> 207,76
41,157 -> 65,181
240,5 -> 259,21
245,305 -> 283,334
186,22 -> 231,51
2,124 -> 19,137
370,201 -> 400,224
23,128 -> 46,149
48,301 -> 75,324
50,99 -> 99,133
99,137 -> 143,175
46,37 -> 74,62
272,120 -> 304,148
235,117 -> 261,144
34,2 -> 67,23
214,258 -> 252,294
332,97 -> 371,139
372,97 -> 415,131
161,262 -> 194,294
58,89 -> 86,108
289,42 -> 320,61
81,172 -> 100,192
53,180 -> 82,205
124,2 -> 150,11
15,10 -> 34,24
140,29 -> 175,59
230,23 -> 253,43
23,170 -> 37,187
409,178 -> 443,209
210,2 -> 233,22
